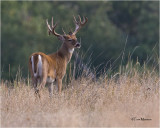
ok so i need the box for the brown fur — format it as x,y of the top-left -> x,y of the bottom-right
29,16 -> 87,97
28,36 -> 79,96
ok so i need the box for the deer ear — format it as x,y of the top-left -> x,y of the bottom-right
58,35 -> 65,41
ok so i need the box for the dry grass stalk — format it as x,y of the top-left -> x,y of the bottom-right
1,67 -> 159,127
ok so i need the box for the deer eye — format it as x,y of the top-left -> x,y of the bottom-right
68,39 -> 72,42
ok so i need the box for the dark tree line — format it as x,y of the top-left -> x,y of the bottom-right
1,1 -> 159,80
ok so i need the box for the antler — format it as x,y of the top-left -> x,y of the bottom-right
62,28 -> 66,35
72,15 -> 88,35
46,17 -> 62,37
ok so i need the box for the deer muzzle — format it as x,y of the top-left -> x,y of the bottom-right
75,42 -> 81,48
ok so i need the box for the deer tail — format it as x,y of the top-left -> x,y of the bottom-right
31,54 -> 43,78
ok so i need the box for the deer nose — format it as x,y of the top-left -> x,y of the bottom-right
75,42 -> 81,48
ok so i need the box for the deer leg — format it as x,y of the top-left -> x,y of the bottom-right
48,82 -> 53,97
55,79 -> 58,92
34,75 -> 47,98
32,77 -> 38,93
39,74 -> 47,89
32,78 -> 41,99
57,78 -> 62,94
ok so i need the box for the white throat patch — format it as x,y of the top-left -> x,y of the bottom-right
69,48 -> 74,54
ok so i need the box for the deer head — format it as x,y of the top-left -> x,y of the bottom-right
46,15 -> 88,49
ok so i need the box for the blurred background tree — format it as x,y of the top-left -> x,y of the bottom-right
1,1 -> 159,80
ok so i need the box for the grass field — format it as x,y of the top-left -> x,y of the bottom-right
1,64 -> 159,127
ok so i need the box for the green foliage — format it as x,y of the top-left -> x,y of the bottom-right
1,1 -> 159,80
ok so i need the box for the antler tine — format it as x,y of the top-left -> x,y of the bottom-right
73,15 -> 77,23
46,19 -> 52,31
52,22 -> 61,37
78,15 -> 82,23
82,16 -> 86,24
62,28 -> 66,35
72,15 -> 88,35
46,17 -> 61,37
46,19 -> 52,35
82,16 -> 88,25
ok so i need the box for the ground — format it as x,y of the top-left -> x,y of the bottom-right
1,70 -> 159,127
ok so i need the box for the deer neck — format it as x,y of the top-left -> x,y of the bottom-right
58,43 -> 74,63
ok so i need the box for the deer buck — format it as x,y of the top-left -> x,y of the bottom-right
28,15 -> 88,97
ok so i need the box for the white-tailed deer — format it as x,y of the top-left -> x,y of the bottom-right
28,15 -> 88,97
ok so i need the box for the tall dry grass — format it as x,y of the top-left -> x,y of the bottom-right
1,63 -> 159,127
